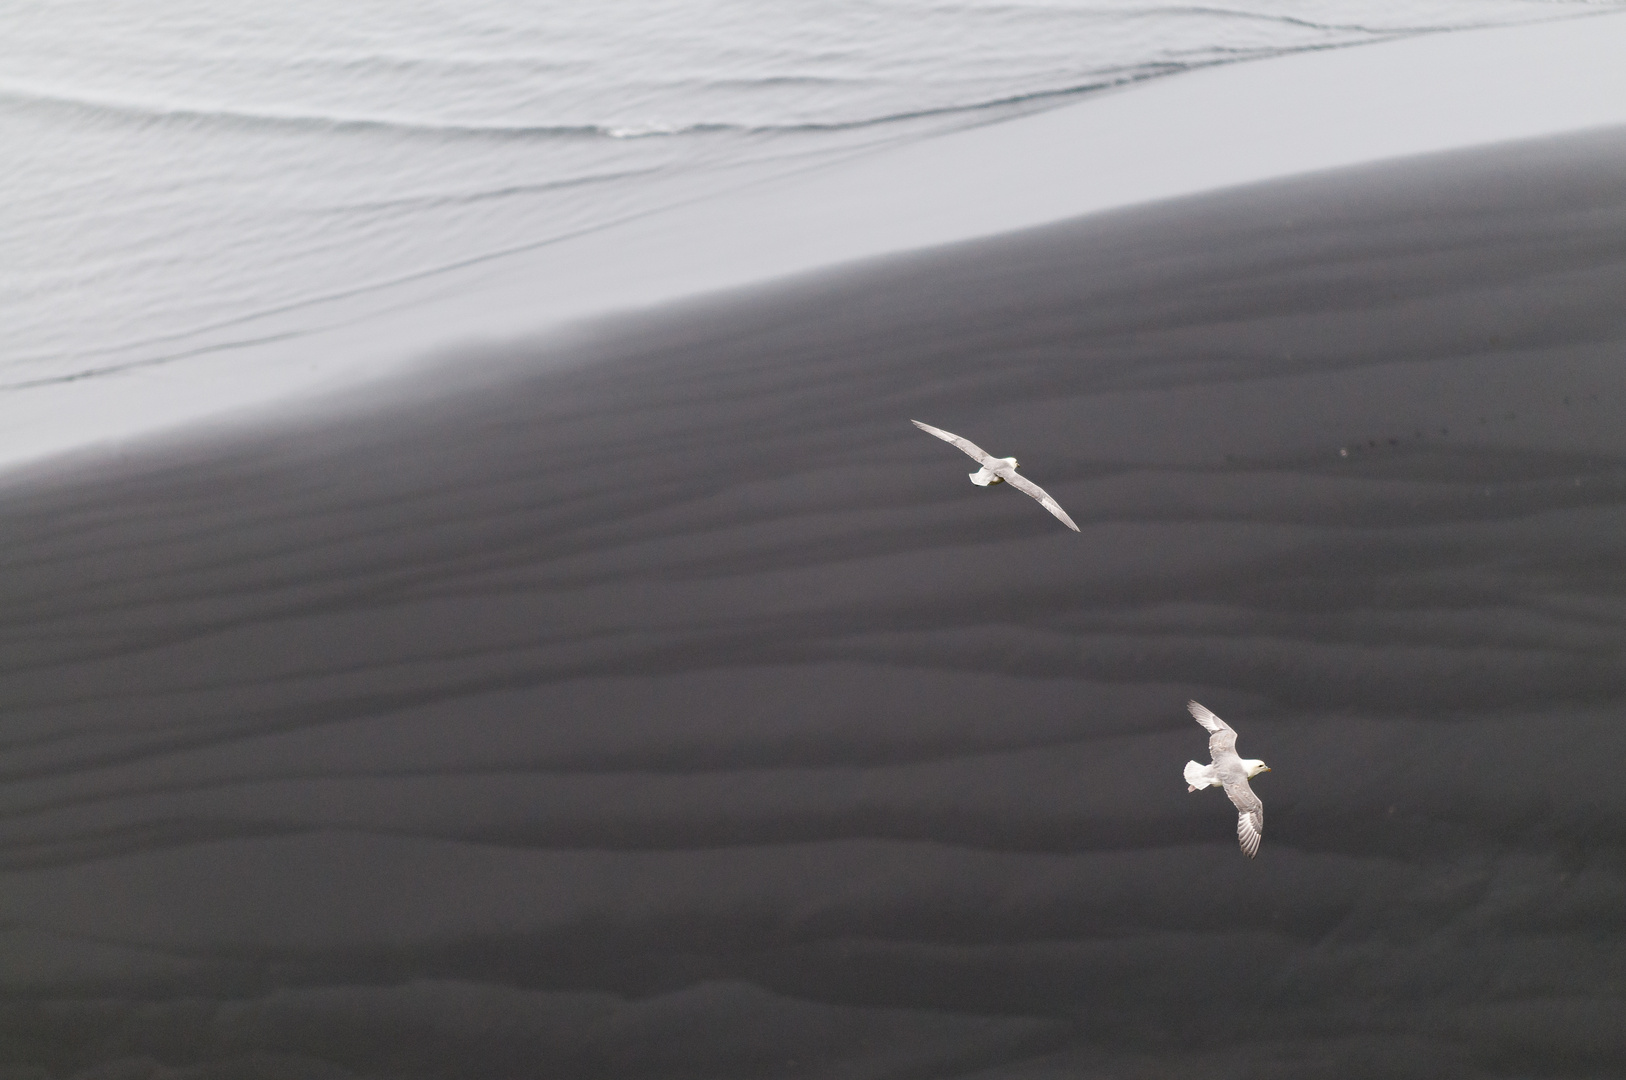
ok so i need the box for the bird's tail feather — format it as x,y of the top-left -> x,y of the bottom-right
1184,760 -> 1214,790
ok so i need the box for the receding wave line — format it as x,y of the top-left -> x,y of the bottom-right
0,75 -> 1130,142
0,4 -> 1522,152
0,6 -> 1586,142
310,165 -> 671,217
0,82 -> 660,141
0,42 -> 1351,146
1126,4 -> 1470,34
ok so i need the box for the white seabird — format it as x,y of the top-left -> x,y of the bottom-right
911,420 -> 1079,531
1184,700 -> 1270,858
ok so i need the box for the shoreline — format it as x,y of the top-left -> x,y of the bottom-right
7,10 -> 1626,477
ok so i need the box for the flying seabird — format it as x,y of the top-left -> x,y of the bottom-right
1184,700 -> 1269,858
911,420 -> 1079,531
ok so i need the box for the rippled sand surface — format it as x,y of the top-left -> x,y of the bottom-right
3,127 -> 1626,1077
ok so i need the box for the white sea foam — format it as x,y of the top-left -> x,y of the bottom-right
4,4 -> 1626,474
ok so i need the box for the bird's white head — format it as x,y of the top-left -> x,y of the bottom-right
1244,759 -> 1270,778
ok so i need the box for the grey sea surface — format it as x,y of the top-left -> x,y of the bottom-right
2,0 -> 1619,394
3,123 -> 1626,1076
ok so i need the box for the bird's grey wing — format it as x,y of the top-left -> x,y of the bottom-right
1187,700 -> 1238,758
911,420 -> 992,465
1003,471 -> 1080,532
1222,776 -> 1264,858
1190,699 -> 1235,757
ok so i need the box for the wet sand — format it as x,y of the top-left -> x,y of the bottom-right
4,125 -> 1626,1077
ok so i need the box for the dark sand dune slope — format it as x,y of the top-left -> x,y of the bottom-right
4,127 -> 1626,1078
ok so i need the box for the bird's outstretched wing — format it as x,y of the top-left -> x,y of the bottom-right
911,420 -> 992,465
1004,471 -> 1080,532
1188,700 -> 1238,759
1222,777 -> 1264,858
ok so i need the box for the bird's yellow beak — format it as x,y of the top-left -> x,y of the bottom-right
1260,765 -> 1271,772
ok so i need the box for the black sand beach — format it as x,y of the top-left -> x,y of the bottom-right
4,125 -> 1626,1078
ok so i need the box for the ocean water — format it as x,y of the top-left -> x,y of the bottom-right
3,0 -> 1621,399
6,126 -> 1626,1076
